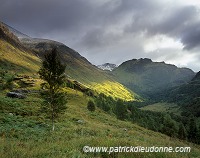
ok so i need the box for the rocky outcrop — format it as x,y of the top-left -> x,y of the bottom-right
6,92 -> 26,99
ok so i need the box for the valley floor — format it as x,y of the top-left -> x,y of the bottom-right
140,102 -> 181,115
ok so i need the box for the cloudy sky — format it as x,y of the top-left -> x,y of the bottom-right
1,0 -> 200,71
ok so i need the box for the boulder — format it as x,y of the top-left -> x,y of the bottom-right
6,92 -> 26,99
9,113 -> 14,116
12,89 -> 30,93
77,119 -> 85,124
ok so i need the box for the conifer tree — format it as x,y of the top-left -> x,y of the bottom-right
115,99 -> 127,120
178,123 -> 187,140
162,114 -> 178,137
39,48 -> 67,131
188,116 -> 198,143
87,100 -> 96,112
196,125 -> 200,144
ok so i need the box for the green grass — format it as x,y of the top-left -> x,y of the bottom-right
140,102 -> 181,115
0,40 -> 41,75
91,81 -> 141,101
0,89 -> 200,158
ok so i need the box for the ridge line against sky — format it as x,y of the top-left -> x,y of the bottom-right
1,0 -> 200,71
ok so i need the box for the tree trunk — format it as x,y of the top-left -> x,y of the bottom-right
52,120 -> 55,131
52,111 -> 55,131
51,88 -> 55,131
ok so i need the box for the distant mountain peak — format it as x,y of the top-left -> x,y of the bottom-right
113,58 -> 195,96
97,63 -> 118,71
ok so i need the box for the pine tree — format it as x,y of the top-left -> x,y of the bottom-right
95,93 -> 111,112
87,100 -> 96,112
115,99 -> 127,120
130,106 -> 140,123
38,48 -> 67,131
178,123 -> 187,140
196,125 -> 200,144
162,114 -> 178,137
188,116 -> 198,143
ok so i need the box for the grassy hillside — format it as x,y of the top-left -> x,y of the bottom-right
0,39 -> 40,74
20,38 -> 116,85
91,81 -> 140,101
0,22 -> 40,75
0,88 -> 200,158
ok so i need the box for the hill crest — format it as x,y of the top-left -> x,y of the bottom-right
113,58 -> 195,97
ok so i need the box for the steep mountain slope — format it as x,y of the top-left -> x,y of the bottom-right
0,22 -> 40,74
5,23 -> 110,83
20,37 -> 109,84
6,23 -> 109,83
113,58 -> 195,97
1,22 -> 137,101
166,71 -> 200,116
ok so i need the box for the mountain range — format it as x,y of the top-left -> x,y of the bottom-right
1,21 -> 199,103
1,21 -> 198,100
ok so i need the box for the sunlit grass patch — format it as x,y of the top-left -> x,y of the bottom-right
92,81 -> 141,101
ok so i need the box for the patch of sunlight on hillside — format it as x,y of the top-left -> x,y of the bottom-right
0,40 -> 41,74
91,81 -> 138,101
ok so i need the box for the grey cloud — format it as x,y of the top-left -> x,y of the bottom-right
80,28 -> 109,49
125,5 -> 200,48
1,0 -> 200,71
0,0 -> 94,36
181,22 -> 200,50
151,6 -> 197,35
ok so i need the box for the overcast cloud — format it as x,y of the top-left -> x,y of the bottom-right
1,0 -> 200,71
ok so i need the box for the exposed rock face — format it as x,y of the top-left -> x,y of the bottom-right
6,92 -> 26,99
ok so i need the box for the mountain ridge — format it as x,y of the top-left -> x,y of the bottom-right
112,58 -> 195,97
